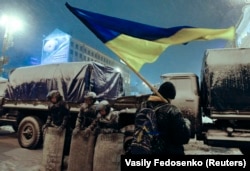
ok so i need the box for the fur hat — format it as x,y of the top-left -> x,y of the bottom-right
158,81 -> 176,100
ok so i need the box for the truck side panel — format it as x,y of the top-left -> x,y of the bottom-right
201,48 -> 250,114
200,48 -> 250,154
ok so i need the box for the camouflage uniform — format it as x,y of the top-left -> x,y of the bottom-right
73,92 -> 98,135
85,100 -> 120,135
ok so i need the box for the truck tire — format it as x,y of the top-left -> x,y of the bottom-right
17,116 -> 43,149
239,147 -> 250,155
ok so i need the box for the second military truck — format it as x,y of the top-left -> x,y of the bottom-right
160,47 -> 250,155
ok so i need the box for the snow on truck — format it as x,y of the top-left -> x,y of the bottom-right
160,47 -> 250,155
0,61 -> 124,149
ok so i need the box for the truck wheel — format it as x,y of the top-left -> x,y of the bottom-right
240,147 -> 250,155
17,116 -> 43,149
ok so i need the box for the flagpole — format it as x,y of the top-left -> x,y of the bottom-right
121,59 -> 169,103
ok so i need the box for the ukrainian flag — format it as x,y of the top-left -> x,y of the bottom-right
66,3 -> 235,72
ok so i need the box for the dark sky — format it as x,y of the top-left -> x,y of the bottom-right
0,0 -> 248,90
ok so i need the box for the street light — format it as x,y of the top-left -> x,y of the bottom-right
0,14 -> 22,76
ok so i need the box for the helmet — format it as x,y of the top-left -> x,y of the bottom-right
84,92 -> 97,99
46,90 -> 62,101
96,100 -> 110,113
99,100 -> 109,106
96,103 -> 106,111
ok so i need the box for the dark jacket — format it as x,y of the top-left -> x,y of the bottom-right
47,101 -> 70,128
143,95 -> 191,155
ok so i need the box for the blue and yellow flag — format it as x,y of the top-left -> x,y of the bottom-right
65,3 -> 235,72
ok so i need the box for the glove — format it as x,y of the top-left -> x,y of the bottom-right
83,128 -> 92,138
72,127 -> 80,137
101,128 -> 115,134
57,125 -> 65,135
42,124 -> 49,132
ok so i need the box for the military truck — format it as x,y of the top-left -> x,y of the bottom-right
160,48 -> 250,155
0,61 -> 124,149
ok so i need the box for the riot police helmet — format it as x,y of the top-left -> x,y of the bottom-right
46,90 -> 62,101
84,92 -> 97,99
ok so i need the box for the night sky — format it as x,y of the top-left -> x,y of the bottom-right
0,0 -> 248,92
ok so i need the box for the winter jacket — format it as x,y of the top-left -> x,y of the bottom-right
47,101 -> 70,128
143,95 -> 191,155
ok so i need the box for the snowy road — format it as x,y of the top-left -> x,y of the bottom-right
0,126 -> 43,171
0,126 -> 242,171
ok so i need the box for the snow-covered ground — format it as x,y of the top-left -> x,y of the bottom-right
0,125 -> 242,171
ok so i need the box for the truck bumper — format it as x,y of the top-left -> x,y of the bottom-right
204,129 -> 250,148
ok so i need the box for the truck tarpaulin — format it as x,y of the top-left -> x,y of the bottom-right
5,61 -> 124,102
201,48 -> 250,111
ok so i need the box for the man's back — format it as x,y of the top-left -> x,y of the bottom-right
152,102 -> 191,155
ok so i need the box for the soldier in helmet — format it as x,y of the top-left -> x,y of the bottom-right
42,90 -> 70,133
96,100 -> 119,131
73,91 -> 99,135
83,100 -> 120,136
42,90 -> 71,155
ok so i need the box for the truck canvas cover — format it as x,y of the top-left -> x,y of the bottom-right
200,48 -> 250,111
4,61 -> 124,102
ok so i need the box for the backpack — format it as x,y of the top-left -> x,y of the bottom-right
128,104 -> 166,155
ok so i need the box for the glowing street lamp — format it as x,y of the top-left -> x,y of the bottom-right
0,15 -> 22,76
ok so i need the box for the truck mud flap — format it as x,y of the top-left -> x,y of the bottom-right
67,130 -> 96,171
205,129 -> 250,148
41,127 -> 66,171
93,133 -> 124,171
